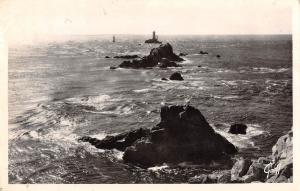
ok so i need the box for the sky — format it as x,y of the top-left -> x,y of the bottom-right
0,0 -> 294,44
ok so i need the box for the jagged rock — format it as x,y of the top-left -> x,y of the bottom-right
119,43 -> 184,69
229,124 -> 248,134
199,51 -> 208,54
114,55 -> 139,59
242,157 -> 271,183
169,72 -> 184,81
79,105 -> 238,168
231,157 -> 252,180
265,130 -> 293,182
78,128 -> 150,151
123,105 -> 238,167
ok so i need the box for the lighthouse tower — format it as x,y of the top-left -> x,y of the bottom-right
152,31 -> 156,40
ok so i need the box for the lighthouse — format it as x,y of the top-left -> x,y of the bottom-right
152,31 -> 156,40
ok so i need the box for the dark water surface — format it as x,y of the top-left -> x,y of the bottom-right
8,35 -> 292,183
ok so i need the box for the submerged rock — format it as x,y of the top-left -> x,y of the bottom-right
179,53 -> 188,56
228,124 -> 247,134
169,72 -> 184,81
119,43 -> 184,69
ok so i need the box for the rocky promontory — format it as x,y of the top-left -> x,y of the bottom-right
118,43 -> 184,69
189,129 -> 293,183
79,104 -> 238,167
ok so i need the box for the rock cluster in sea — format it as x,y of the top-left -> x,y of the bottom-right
118,43 -> 184,69
79,104 -> 238,167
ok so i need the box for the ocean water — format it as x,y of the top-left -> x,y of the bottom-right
8,35 -> 292,183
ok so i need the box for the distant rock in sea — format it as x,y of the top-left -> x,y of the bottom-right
110,66 -> 117,70
145,31 -> 162,44
105,56 -> 110,58
145,38 -> 162,44
119,43 -> 184,69
169,72 -> 184,81
114,55 -> 140,59
199,51 -> 208,54
79,104 -> 238,167
216,54 -> 221,58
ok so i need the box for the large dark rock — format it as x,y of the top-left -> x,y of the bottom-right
79,105 -> 238,168
119,43 -> 184,69
228,124 -> 247,134
169,72 -> 184,81
123,105 -> 238,167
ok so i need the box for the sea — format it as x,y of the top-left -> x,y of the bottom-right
8,34 -> 292,183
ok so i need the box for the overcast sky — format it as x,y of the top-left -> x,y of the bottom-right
0,0 -> 293,43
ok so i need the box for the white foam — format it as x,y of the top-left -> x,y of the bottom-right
148,164 -> 169,171
133,88 -> 152,93
66,94 -> 112,110
213,123 -> 266,149
253,67 -> 290,74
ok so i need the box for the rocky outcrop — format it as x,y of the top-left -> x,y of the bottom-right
79,128 -> 150,151
79,105 -> 238,168
105,56 -> 110,58
228,124 -> 248,134
114,55 -> 139,59
145,39 -> 162,44
188,129 -> 293,183
119,43 -> 184,69
216,54 -> 221,58
199,51 -> 208,54
169,72 -> 184,81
